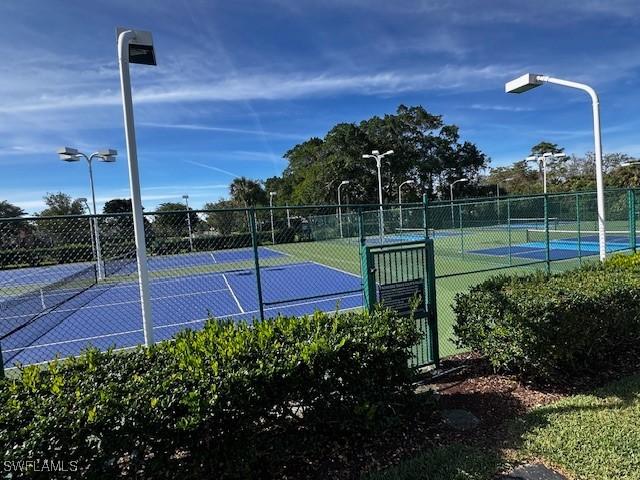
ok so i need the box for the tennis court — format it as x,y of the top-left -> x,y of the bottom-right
0,247 -> 363,367
468,230 -> 640,261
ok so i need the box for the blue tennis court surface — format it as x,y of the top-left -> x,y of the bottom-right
0,246 -> 285,291
1,254 -> 363,367
469,232 -> 638,260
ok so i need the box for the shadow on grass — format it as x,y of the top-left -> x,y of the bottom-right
363,370 -> 640,480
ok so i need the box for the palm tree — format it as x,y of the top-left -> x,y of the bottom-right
229,177 -> 267,229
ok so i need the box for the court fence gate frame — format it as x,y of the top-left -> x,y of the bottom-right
1,186 -> 639,375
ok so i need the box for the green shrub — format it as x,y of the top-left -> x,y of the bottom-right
0,308 -> 420,478
453,257 -> 640,380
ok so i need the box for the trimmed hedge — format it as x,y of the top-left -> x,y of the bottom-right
0,309 -> 420,478
453,254 -> 640,380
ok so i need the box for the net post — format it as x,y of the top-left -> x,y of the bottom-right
507,198 -> 512,265
544,194 -> 551,274
425,238 -> 440,368
628,189 -> 637,253
576,192 -> 582,263
249,207 -> 265,322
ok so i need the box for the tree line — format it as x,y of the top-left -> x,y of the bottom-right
2,105 -> 639,224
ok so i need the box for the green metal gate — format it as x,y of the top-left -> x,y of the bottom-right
361,238 -> 439,368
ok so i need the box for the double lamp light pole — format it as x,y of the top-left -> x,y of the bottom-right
58,147 -> 118,280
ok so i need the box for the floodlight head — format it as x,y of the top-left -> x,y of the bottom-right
553,152 -> 567,158
58,147 -> 79,156
117,27 -> 156,65
542,152 -> 554,157
362,154 -> 372,159
459,178 -> 469,183
77,197 -> 88,203
621,161 -> 640,167
59,154 -> 80,162
384,150 -> 394,156
505,73 -> 543,94
182,194 -> 189,200
525,155 -> 538,161
406,179 -> 415,184
340,180 -> 350,185
98,149 -> 118,162
270,191 -> 276,196
372,150 -> 380,155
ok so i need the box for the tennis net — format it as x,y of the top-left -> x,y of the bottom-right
509,217 -> 560,229
526,229 -> 639,248
0,264 -> 97,345
104,250 -> 137,277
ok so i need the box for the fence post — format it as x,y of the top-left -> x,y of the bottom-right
458,204 -> 464,256
249,208 -> 265,322
422,193 -> 430,239
544,194 -> 551,274
0,344 -> 4,379
358,208 -> 376,310
576,193 -> 582,263
628,189 -> 637,253
507,198 -> 512,266
425,238 -> 440,368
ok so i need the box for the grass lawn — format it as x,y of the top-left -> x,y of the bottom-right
515,374 -> 640,479
365,374 -> 640,480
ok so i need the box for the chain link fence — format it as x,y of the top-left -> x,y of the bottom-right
1,188 -> 638,372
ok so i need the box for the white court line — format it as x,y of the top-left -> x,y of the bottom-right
209,253 -> 217,263
222,273 -> 245,314
309,261 -> 361,279
1,286 -> 232,320
261,246 -> 292,257
5,292 -> 363,353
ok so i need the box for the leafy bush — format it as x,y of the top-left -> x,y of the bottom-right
453,255 -> 640,379
0,308 -> 420,478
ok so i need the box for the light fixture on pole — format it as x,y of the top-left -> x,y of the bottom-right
398,179 -> 415,232
362,149 -> 394,242
58,147 -> 117,280
449,178 -> 468,227
117,27 -> 156,346
525,152 -> 566,194
337,180 -> 350,238
269,192 -> 276,245
506,73 -> 606,261
182,194 -> 194,252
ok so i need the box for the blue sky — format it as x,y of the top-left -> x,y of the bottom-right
2,0 -> 640,213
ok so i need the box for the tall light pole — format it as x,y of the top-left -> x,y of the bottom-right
269,192 -> 276,245
450,178 -> 468,227
182,194 -> 193,252
78,197 -> 97,267
525,152 -> 566,194
506,73 -> 606,261
58,147 -> 117,280
337,180 -> 350,238
398,179 -> 415,231
117,27 -> 157,346
362,149 -> 394,242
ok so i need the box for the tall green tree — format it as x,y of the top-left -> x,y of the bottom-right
0,201 -> 26,218
275,105 -> 488,205
229,177 -> 267,207
103,199 -> 133,214
152,202 -> 201,238
39,192 -> 85,216
203,199 -> 245,235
